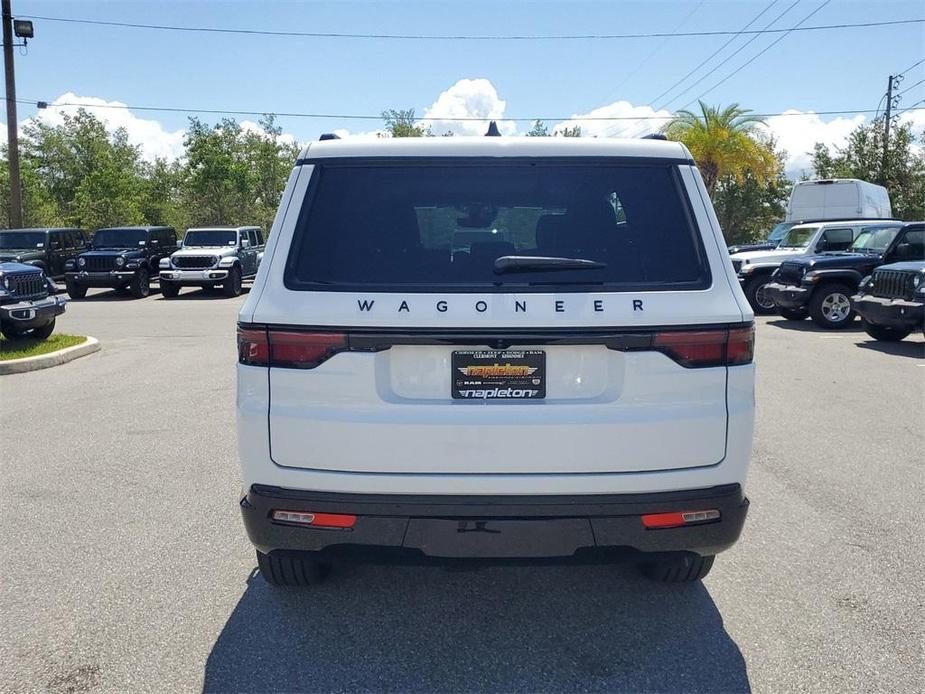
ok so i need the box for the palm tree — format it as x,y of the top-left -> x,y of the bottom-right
663,101 -> 777,198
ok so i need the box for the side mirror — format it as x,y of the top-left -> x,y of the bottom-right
150,239 -> 159,245
815,240 -> 828,252
241,238 -> 251,248
177,239 -> 183,248
893,243 -> 913,259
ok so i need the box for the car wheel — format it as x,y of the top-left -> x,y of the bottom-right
160,280 -> 180,298
65,281 -> 87,299
779,307 -> 808,321
745,277 -> 776,315
640,554 -> 714,583
130,269 -> 150,299
809,283 -> 855,329
223,266 -> 242,298
256,551 -> 331,587
1,324 -> 27,340
862,320 -> 911,342
30,319 -> 56,340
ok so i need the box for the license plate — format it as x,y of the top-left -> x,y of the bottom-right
451,350 -> 546,400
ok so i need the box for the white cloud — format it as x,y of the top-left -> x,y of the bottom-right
24,92 -> 186,161
552,101 -> 673,139
240,119 -> 301,148
759,110 -> 867,178
421,78 -> 514,136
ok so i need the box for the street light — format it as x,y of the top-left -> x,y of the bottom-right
12,18 -> 31,40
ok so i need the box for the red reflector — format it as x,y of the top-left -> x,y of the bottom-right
268,331 -> 347,369
641,509 -> 720,529
237,327 -> 269,366
272,510 -> 357,529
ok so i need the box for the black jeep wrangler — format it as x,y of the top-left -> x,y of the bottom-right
0,228 -> 88,279
0,261 -> 68,340
851,260 -> 925,341
765,222 -> 925,329
65,226 -> 177,299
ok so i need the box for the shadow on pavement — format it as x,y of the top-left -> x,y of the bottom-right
203,562 -> 750,693
856,337 -> 924,359
155,287 -> 250,301
766,318 -> 865,333
67,288 -> 159,301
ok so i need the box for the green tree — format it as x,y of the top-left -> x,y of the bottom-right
382,109 -> 430,137
555,125 -> 582,137
664,101 -> 775,198
241,115 -> 300,232
712,141 -> 792,245
526,120 -> 549,137
810,120 -> 925,220
18,109 -> 145,228
180,117 -> 251,226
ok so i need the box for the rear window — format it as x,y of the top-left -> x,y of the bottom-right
285,161 -> 710,292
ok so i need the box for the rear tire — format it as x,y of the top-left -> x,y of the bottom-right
65,281 -> 87,299
222,266 -> 242,298
640,554 -> 715,583
30,319 -> 56,340
256,551 -> 330,587
779,307 -> 808,321
745,276 -> 776,315
160,280 -> 180,298
809,283 -> 855,329
130,269 -> 150,299
863,320 -> 911,342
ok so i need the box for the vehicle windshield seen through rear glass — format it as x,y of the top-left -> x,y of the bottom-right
848,226 -> 901,252
0,231 -> 46,249
286,162 -> 709,292
184,229 -> 237,247
92,229 -> 147,248
767,222 -> 792,243
779,225 -> 818,248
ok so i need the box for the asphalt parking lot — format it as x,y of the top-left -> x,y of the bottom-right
1,286 -> 923,693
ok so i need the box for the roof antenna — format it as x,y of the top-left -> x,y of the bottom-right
485,121 -> 502,137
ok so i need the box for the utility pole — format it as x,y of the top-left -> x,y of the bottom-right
881,74 -> 895,186
2,0 -> 22,227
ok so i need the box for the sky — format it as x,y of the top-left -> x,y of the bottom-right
6,0 -> 925,176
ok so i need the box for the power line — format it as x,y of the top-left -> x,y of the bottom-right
897,77 -> 925,96
897,57 -> 925,74
679,0 -> 833,109
9,97 -> 921,122
645,0 -> 781,109
659,0 -> 801,110
615,0 -> 800,139
599,0 -> 706,104
18,13 -> 925,41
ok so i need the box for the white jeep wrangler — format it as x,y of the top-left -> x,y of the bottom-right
237,131 -> 755,586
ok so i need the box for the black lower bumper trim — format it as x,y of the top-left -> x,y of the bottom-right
241,484 -> 749,561
851,295 -> 924,329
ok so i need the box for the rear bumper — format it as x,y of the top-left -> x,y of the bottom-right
66,270 -> 138,287
241,483 -> 749,561
850,294 -> 924,329
0,295 -> 67,329
764,282 -> 810,308
160,269 -> 228,285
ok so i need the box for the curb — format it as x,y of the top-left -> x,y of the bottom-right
0,336 -> 101,375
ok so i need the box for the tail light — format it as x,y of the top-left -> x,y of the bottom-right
653,325 -> 754,368
238,327 -> 347,369
272,509 -> 357,529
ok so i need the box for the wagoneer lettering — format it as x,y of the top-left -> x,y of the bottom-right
237,132 -> 755,587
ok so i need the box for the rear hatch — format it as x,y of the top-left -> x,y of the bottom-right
253,158 -> 749,476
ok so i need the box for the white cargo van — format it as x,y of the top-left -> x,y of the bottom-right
236,131 -> 755,586
787,179 -> 891,222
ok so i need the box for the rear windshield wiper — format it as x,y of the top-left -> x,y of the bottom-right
494,255 -> 606,274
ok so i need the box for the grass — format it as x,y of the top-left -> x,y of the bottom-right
0,333 -> 87,361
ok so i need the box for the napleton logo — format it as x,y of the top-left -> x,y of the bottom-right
458,363 -> 538,378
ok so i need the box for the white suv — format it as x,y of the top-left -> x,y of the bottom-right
237,131 -> 755,586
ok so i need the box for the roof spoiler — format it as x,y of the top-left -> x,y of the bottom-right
319,133 -> 341,141
641,133 -> 667,140
485,121 -> 502,137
